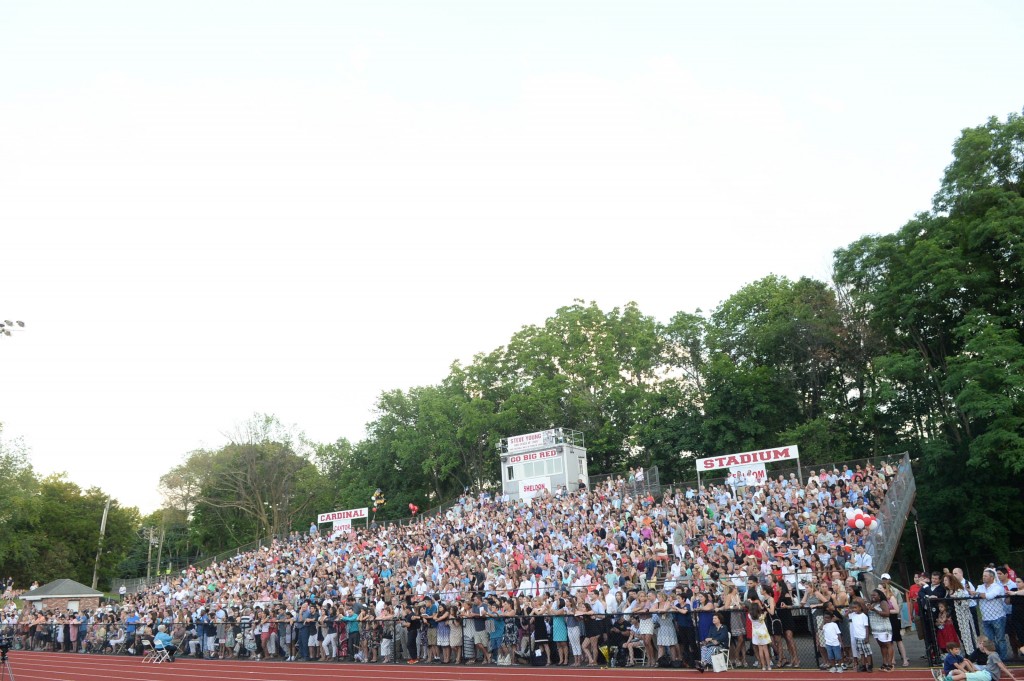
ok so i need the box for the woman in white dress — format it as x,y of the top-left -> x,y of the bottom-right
636,593 -> 657,666
943,573 -> 978,657
654,591 -> 678,657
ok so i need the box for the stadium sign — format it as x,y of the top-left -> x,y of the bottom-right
697,445 -> 799,471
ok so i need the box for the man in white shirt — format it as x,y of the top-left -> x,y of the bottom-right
851,545 -> 873,577
603,586 -> 618,613
975,568 -> 1010,659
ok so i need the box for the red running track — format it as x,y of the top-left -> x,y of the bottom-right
2,652 -> 939,681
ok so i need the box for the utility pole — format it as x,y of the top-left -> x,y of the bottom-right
146,526 -> 156,580
155,522 -> 166,578
91,498 -> 111,590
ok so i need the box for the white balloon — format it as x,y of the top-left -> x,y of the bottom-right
868,518 -> 878,530
854,518 -> 866,530
844,508 -> 858,520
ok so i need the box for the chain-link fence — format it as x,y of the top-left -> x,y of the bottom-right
589,466 -> 662,498
0,603 -> 939,670
917,595 -> 1024,669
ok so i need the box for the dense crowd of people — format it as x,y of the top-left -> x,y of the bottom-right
2,458 -> 1020,673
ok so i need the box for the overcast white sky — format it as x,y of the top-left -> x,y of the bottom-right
1,0 -> 1021,514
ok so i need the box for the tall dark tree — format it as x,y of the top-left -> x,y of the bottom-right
833,110 -> 1024,565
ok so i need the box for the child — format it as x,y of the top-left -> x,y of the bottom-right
848,600 -> 872,673
748,601 -> 772,671
822,612 -> 843,673
938,642 -> 969,681
945,636 -> 1017,681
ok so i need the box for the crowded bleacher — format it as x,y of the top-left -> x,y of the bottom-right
6,457 -> 1016,672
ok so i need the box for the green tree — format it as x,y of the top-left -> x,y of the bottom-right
833,109 -> 1024,565
0,428 -> 138,586
481,301 -> 669,474
0,427 -> 41,582
161,414 -> 318,554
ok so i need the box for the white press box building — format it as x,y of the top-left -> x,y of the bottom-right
498,428 -> 588,500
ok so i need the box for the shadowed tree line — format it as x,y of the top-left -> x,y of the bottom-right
0,426 -> 140,587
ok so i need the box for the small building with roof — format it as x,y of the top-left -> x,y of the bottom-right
20,579 -> 102,613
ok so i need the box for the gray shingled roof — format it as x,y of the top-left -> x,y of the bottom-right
21,579 -> 103,600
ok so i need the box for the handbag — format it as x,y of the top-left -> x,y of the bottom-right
711,651 -> 728,672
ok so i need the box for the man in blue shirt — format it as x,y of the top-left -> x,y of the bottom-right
125,612 -> 140,655
297,601 -> 313,660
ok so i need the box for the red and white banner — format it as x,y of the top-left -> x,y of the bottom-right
507,448 -> 558,465
506,429 -> 557,454
318,507 -> 368,524
697,445 -> 799,471
519,476 -> 551,500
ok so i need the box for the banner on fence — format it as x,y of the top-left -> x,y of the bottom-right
727,462 -> 767,487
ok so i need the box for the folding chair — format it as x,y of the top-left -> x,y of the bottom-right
141,639 -> 170,664
108,629 -> 127,655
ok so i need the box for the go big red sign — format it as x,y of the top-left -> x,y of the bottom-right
506,448 -> 558,465
697,445 -> 799,471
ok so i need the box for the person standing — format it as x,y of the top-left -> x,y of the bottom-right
975,568 -> 1010,660
920,571 -> 948,664
296,600 -> 312,660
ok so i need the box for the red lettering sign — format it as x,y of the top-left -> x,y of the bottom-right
507,448 -> 558,465
317,507 -> 369,524
696,446 -> 799,472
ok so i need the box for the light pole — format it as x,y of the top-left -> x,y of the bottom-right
910,506 -> 927,574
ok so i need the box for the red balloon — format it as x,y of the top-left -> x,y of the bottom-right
847,519 -> 857,529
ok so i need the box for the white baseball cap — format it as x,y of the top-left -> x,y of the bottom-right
880,573 -> 891,580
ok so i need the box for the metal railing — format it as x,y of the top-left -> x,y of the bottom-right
863,452 -> 914,594
589,466 -> 662,497
669,455 -> 905,491
0,607 -> 931,670
918,595 -> 1020,668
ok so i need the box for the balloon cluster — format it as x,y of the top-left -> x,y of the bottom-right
845,507 -> 877,531
408,502 -> 419,516
372,488 -> 387,513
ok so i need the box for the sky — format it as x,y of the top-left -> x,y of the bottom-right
1,0 -> 1022,514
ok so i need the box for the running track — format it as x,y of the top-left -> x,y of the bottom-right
2,652 -> 940,680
